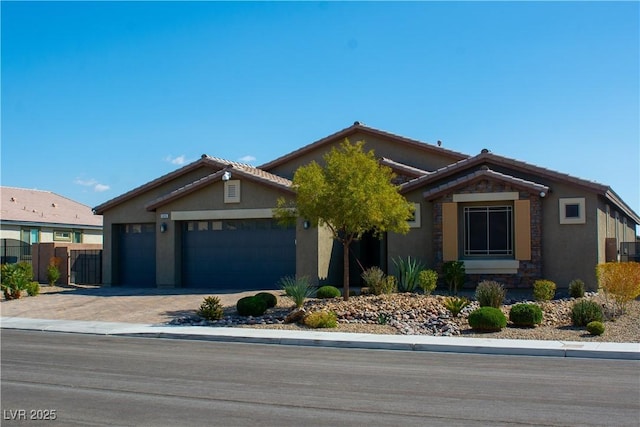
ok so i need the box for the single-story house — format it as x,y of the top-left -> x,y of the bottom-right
94,122 -> 639,291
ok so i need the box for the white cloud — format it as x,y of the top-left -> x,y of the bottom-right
74,178 -> 97,187
75,178 -> 110,192
239,155 -> 257,163
165,155 -> 187,165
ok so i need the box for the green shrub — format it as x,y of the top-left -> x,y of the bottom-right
304,311 -> 338,328
392,256 -> 425,292
571,299 -> 604,327
316,285 -> 341,299
280,276 -> 314,308
586,321 -> 605,336
533,279 -> 556,301
509,303 -> 543,327
362,267 -> 396,295
46,260 -> 61,286
443,261 -> 465,295
25,281 -> 40,297
255,292 -> 277,308
443,296 -> 470,317
1,262 -> 34,300
475,281 -> 506,308
468,307 -> 507,332
197,296 -> 224,320
568,279 -> 585,299
236,296 -> 268,317
418,269 -> 438,295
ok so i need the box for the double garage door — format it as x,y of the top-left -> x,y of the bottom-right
181,219 -> 295,289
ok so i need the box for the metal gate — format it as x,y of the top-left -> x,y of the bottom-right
70,249 -> 102,285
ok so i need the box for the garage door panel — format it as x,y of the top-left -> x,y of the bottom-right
118,224 -> 156,287
182,219 -> 295,289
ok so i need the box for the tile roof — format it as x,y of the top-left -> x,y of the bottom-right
145,156 -> 293,211
420,167 -> 550,200
379,157 -> 431,177
259,122 -> 469,171
0,186 -> 102,228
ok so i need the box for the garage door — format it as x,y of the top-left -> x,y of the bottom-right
118,223 -> 156,287
182,219 -> 295,289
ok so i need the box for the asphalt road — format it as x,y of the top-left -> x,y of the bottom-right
1,330 -> 639,427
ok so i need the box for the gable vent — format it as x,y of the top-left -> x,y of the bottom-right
224,180 -> 241,203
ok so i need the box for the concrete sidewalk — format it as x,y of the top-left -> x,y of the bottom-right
2,316 -> 638,360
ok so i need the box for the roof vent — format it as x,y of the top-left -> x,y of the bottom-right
437,140 -> 442,147
10,197 -> 16,202
353,121 -> 361,126
481,148 -> 490,154
201,154 -> 208,159
51,203 -> 57,208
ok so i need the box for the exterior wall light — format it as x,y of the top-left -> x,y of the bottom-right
303,220 -> 311,230
160,223 -> 168,233
540,191 -> 546,198
222,171 -> 232,181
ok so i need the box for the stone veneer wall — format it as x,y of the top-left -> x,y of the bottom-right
432,179 -> 542,289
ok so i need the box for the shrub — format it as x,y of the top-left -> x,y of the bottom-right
280,276 -> 315,308
1,262 -> 34,300
586,321 -> 605,336
26,281 -> 40,297
316,285 -> 341,299
442,261 -> 465,295
568,279 -> 585,299
468,307 -> 507,332
47,257 -> 62,286
392,256 -> 425,292
475,281 -> 506,308
443,296 -> 470,317
236,296 -> 267,317
197,296 -> 224,320
304,311 -> 338,328
418,269 -> 438,295
596,262 -> 640,317
571,299 -> 604,327
255,292 -> 277,308
533,280 -> 556,301
362,267 -> 396,295
509,303 -> 543,327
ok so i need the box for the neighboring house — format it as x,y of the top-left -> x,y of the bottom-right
94,122 -> 639,291
1,187 -> 103,261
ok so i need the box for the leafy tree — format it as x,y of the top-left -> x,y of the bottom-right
276,139 -> 414,300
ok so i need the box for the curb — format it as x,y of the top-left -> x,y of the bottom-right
1,317 -> 639,360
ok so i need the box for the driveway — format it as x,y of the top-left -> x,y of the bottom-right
0,285 -> 279,324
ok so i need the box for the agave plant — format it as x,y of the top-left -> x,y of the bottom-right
392,256 -> 425,292
279,275 -> 315,308
443,296 -> 470,317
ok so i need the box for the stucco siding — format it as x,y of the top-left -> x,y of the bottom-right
541,183 -> 599,290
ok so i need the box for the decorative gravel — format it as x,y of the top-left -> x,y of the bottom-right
169,292 -> 640,343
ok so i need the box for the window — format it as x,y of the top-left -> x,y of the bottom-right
559,198 -> 586,224
73,231 -> 82,243
22,228 -> 40,244
54,231 -> 72,241
407,203 -> 421,228
463,206 -> 513,257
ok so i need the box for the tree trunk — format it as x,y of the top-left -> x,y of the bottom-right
343,240 -> 350,301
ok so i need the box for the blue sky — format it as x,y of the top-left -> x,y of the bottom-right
2,1 -> 639,215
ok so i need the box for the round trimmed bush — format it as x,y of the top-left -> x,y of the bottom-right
316,285 -> 341,299
304,311 -> 338,328
509,303 -> 543,327
571,300 -> 603,327
468,307 -> 507,332
255,292 -> 277,308
586,321 -> 605,336
236,296 -> 267,317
